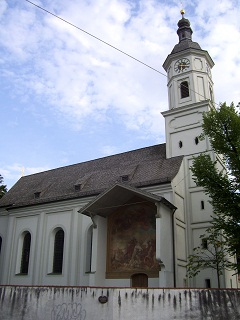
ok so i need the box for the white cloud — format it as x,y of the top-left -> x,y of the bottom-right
0,164 -> 51,188
0,0 -> 176,135
100,145 -> 122,157
192,0 -> 240,104
1,0 -> 240,188
1,1 -> 239,124
1,164 -> 50,179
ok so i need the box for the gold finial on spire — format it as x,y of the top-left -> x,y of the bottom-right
180,8 -> 185,17
180,1 -> 185,17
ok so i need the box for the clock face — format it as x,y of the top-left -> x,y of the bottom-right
174,58 -> 190,73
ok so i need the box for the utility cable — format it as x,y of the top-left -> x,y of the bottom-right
24,0 -> 219,189
25,0 -> 218,106
25,0 -> 166,78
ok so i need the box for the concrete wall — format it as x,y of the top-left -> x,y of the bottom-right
0,286 -> 240,320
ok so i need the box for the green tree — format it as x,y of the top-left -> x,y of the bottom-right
0,174 -> 7,199
191,102 -> 240,271
187,228 -> 234,288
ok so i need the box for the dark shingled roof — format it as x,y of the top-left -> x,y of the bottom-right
0,143 -> 183,209
171,39 -> 202,54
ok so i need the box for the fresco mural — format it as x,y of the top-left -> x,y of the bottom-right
107,202 -> 159,277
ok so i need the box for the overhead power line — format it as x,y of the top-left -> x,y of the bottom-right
25,0 -> 166,78
25,0 -> 217,105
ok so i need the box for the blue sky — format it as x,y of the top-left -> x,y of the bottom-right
1,0 -> 240,189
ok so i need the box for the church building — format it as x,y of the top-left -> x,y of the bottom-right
0,12 -> 238,289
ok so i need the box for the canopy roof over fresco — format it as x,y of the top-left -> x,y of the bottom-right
79,182 -> 176,218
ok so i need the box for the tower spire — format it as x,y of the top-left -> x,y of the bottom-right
177,9 -> 193,42
167,10 -> 202,54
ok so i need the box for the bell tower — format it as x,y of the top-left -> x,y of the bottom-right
162,10 -> 215,159
162,10 -> 221,288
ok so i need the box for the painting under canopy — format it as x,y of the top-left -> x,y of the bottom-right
107,201 -> 159,278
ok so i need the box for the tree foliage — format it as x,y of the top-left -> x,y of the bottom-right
186,228 -> 234,288
0,174 -> 7,199
191,102 -> 240,271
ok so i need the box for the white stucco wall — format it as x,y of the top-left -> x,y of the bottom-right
0,199 -> 94,287
0,177 -> 237,289
0,183 -> 178,288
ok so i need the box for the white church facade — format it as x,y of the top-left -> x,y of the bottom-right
0,12 -> 238,289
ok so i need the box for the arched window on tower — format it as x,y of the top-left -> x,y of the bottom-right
20,232 -> 31,274
180,81 -> 189,98
52,228 -> 64,274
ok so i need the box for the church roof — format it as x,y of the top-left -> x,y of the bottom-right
0,143 -> 183,209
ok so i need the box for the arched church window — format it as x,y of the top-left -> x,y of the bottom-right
179,141 -> 183,148
53,228 -> 64,274
20,232 -> 31,274
86,225 -> 93,273
180,81 -> 189,98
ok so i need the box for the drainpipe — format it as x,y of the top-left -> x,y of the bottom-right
172,207 -> 177,288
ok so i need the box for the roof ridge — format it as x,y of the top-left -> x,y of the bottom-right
19,143 -> 167,179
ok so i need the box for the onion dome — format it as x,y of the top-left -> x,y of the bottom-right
171,10 -> 201,54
